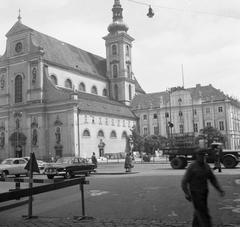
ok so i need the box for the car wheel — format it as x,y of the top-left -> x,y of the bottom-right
2,171 -> 8,178
64,171 -> 72,179
47,175 -> 54,179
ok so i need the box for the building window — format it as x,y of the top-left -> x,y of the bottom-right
91,86 -> 98,94
102,88 -> 107,96
193,123 -> 198,132
50,74 -> 58,85
113,64 -> 118,78
121,131 -> 128,138
218,106 -> 223,113
126,45 -> 130,56
97,130 -> 104,137
206,107 -> 211,114
129,84 -> 132,100
206,122 -> 211,127
143,127 -> 148,136
114,84 -> 118,100
15,75 -> 23,103
112,44 -> 117,55
165,112 -> 169,118
110,130 -> 117,138
143,115 -> 147,120
179,124 -> 184,134
65,79 -> 72,89
154,126 -> 159,135
153,113 -> 158,119
179,111 -> 183,117
219,121 -> 224,131
79,82 -> 86,92
83,129 -> 90,137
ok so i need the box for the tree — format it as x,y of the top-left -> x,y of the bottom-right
130,126 -> 144,152
197,126 -> 226,147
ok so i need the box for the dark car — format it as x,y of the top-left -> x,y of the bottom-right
44,157 -> 95,179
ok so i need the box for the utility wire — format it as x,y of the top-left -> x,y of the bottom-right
126,0 -> 240,20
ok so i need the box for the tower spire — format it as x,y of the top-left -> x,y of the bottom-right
108,0 -> 128,33
17,9 -> 22,23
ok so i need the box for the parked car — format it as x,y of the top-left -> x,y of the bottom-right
0,158 -> 28,177
44,157 -> 96,179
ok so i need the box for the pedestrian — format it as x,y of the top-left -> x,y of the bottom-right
213,146 -> 222,172
124,152 -> 133,172
91,152 -> 98,172
181,149 -> 225,227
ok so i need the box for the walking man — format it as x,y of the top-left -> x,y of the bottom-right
91,152 -> 98,172
181,149 -> 225,227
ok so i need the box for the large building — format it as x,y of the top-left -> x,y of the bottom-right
0,0 -> 145,161
131,85 -> 240,149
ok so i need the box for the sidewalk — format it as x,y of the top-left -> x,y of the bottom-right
1,216 -> 238,227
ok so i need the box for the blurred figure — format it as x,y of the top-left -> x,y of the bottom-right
91,152 -> 98,172
124,153 -> 133,173
181,149 -> 225,227
213,146 -> 222,173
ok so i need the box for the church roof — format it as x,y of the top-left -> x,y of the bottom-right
31,30 -> 107,79
130,84 -> 233,110
76,92 -> 136,119
3,20 -> 144,91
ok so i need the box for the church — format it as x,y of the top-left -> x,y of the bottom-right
0,0 -> 145,161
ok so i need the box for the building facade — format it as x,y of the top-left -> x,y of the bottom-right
0,0 -> 145,161
131,85 -> 240,150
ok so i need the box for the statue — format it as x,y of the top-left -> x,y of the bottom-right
32,129 -> 38,146
55,127 -> 61,144
0,132 -> 5,148
98,139 -> 105,157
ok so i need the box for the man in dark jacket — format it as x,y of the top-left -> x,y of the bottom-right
181,149 -> 225,227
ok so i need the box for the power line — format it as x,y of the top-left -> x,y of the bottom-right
126,0 -> 240,20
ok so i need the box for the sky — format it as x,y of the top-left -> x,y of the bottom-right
1,0 -> 240,99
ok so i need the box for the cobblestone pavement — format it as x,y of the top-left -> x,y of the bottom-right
0,217 -> 239,227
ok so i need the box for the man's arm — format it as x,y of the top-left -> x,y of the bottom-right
207,166 -> 225,196
181,167 -> 192,201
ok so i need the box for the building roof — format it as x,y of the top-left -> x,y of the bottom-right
2,20 -> 144,92
130,84 -> 238,110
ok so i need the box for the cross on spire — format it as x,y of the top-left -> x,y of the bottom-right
17,9 -> 22,23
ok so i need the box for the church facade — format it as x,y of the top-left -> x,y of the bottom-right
0,0 -> 144,161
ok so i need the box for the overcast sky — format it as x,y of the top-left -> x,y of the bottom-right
1,0 -> 240,99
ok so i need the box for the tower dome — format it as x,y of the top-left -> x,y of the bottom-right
108,0 -> 128,33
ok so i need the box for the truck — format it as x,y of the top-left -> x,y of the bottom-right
162,134 -> 240,169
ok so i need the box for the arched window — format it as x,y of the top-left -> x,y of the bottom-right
83,129 -> 90,137
126,45 -> 130,56
97,130 -> 104,138
102,88 -> 107,96
50,74 -> 58,85
65,79 -> 72,89
114,84 -> 118,100
110,130 -> 117,138
112,44 -> 117,55
79,82 -> 86,92
121,131 -> 128,138
129,84 -> 132,100
91,86 -> 98,94
113,64 -> 118,78
15,75 -> 23,103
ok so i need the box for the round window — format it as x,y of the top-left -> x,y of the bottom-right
15,42 -> 22,53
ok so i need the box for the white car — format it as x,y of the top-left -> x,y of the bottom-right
0,158 -> 28,177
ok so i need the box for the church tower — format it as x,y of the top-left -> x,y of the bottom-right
103,0 -> 135,106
